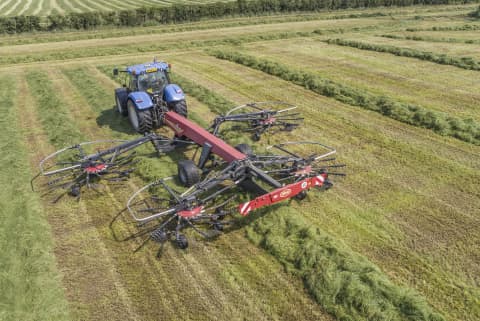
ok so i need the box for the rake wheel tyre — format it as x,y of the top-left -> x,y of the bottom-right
178,160 -> 200,187
170,99 -> 188,118
235,143 -> 253,156
127,100 -> 153,133
69,185 -> 80,197
176,234 -> 188,249
296,190 -> 307,200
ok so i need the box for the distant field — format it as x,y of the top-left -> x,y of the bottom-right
1,4 -> 479,321
0,0 -> 234,17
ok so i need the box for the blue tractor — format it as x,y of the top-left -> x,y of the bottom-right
113,60 -> 187,133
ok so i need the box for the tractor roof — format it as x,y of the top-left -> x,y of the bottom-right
125,61 -> 169,75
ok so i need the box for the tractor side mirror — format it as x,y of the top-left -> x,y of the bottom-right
113,68 -> 118,76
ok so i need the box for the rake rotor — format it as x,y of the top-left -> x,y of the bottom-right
33,133 -> 175,201
210,101 -> 304,141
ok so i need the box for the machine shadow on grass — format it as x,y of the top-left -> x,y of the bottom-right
96,106 -> 137,135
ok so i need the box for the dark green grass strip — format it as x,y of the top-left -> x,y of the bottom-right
26,70 -> 83,147
244,206 -> 445,321
209,49 -> 480,145
406,24 -> 480,32
380,33 -> 480,44
0,75 -> 70,321
325,38 -> 480,71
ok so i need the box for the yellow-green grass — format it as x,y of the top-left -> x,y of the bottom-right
238,37 -> 480,123
0,72 -> 70,321
168,52 -> 480,321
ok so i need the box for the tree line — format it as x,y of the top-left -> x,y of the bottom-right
1,0 -> 479,34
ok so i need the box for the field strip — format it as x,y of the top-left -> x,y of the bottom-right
24,68 -> 143,320
32,0 -> 45,15
17,0 -> 33,15
169,53 -> 480,320
57,0 -> 82,13
0,0 -> 14,12
4,0 -> 23,16
0,72 -> 71,321
49,0 -> 64,14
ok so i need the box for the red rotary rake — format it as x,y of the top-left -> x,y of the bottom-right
34,102 -> 344,250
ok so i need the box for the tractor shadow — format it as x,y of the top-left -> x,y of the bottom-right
96,106 -> 136,135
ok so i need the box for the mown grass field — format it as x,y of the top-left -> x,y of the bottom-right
1,3 -> 479,321
0,0 -> 234,17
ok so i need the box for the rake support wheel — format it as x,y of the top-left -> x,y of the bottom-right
178,160 -> 200,187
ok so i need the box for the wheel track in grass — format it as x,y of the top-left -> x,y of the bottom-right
169,53 -> 480,321
49,63 -> 330,319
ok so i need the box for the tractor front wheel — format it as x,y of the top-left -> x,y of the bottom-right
127,100 -> 153,133
170,99 -> 188,118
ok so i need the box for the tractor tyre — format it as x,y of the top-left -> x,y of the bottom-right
176,234 -> 188,249
178,160 -> 200,187
235,143 -> 253,156
115,88 -> 128,116
127,100 -> 153,133
170,99 -> 188,118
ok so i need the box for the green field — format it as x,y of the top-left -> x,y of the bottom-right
0,0 -> 234,17
1,3 -> 479,321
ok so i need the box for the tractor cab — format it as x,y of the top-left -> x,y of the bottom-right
113,60 -> 188,133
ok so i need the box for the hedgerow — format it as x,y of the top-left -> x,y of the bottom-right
209,50 -> 480,145
325,38 -> 480,71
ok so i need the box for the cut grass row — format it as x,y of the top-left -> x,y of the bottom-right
325,38 -> 480,71
96,60 -> 448,321
209,49 -> 480,145
0,73 -> 70,321
380,33 -> 480,44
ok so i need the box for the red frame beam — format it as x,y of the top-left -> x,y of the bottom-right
164,111 -> 246,163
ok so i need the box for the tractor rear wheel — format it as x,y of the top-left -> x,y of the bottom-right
178,160 -> 200,187
170,99 -> 188,118
127,100 -> 153,133
115,90 -> 128,116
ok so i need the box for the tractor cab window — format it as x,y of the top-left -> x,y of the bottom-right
137,71 -> 168,93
